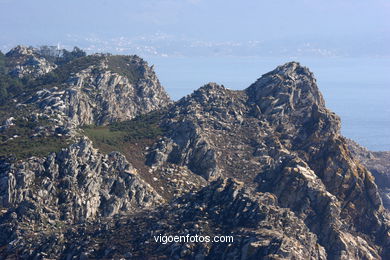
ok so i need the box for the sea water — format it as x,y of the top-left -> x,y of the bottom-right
147,56 -> 390,151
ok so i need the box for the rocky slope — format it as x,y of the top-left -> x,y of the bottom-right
25,54 -> 171,127
0,138 -> 163,256
146,63 -> 389,259
347,138 -> 390,209
0,47 -> 389,259
5,45 -> 57,79
48,178 -> 327,259
0,46 -> 171,149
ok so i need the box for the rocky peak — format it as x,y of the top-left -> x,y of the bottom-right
144,62 -> 390,259
5,45 -> 56,79
173,82 -> 244,116
245,61 -> 339,144
192,82 -> 227,95
173,82 -> 228,109
246,62 -> 325,114
6,45 -> 34,56
22,53 -> 171,127
148,63 -> 339,183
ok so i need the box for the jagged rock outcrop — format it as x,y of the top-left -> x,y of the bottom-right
5,45 -> 57,79
0,137 -> 163,219
246,61 -> 339,140
147,83 -> 250,180
22,54 -> 171,128
0,138 -> 163,253
246,63 -> 388,259
0,178 -> 328,259
61,178 -> 327,259
146,62 -> 390,259
166,178 -> 327,260
347,138 -> 390,209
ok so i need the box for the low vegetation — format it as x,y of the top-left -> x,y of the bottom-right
83,111 -> 165,153
32,55 -> 104,87
0,135 -> 68,161
0,48 -> 146,106
0,115 -> 70,160
0,48 -> 157,160
106,55 -> 145,84
0,52 -> 24,105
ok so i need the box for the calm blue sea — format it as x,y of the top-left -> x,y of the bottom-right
146,56 -> 390,151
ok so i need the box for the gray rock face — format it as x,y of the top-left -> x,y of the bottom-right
147,83 -> 248,180
0,137 -> 164,258
0,138 -> 163,226
25,55 -> 171,127
0,117 -> 15,131
87,178 -> 327,259
5,45 -> 56,79
146,62 -> 390,259
178,178 -> 327,260
247,62 -> 339,138
347,138 -> 390,209
248,61 -> 324,114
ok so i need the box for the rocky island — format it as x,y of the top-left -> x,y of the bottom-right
0,45 -> 389,259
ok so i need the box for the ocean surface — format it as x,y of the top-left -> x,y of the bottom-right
146,56 -> 390,151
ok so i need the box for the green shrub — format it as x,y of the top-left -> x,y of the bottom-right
0,136 -> 69,160
106,56 -> 144,84
83,111 -> 165,151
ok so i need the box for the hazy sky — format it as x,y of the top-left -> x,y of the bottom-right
0,0 -> 389,57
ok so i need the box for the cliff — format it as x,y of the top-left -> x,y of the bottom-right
347,138 -> 390,209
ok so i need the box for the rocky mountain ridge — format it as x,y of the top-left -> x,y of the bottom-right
146,63 -> 389,259
0,46 -> 171,156
0,46 -> 389,259
25,54 -> 171,127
